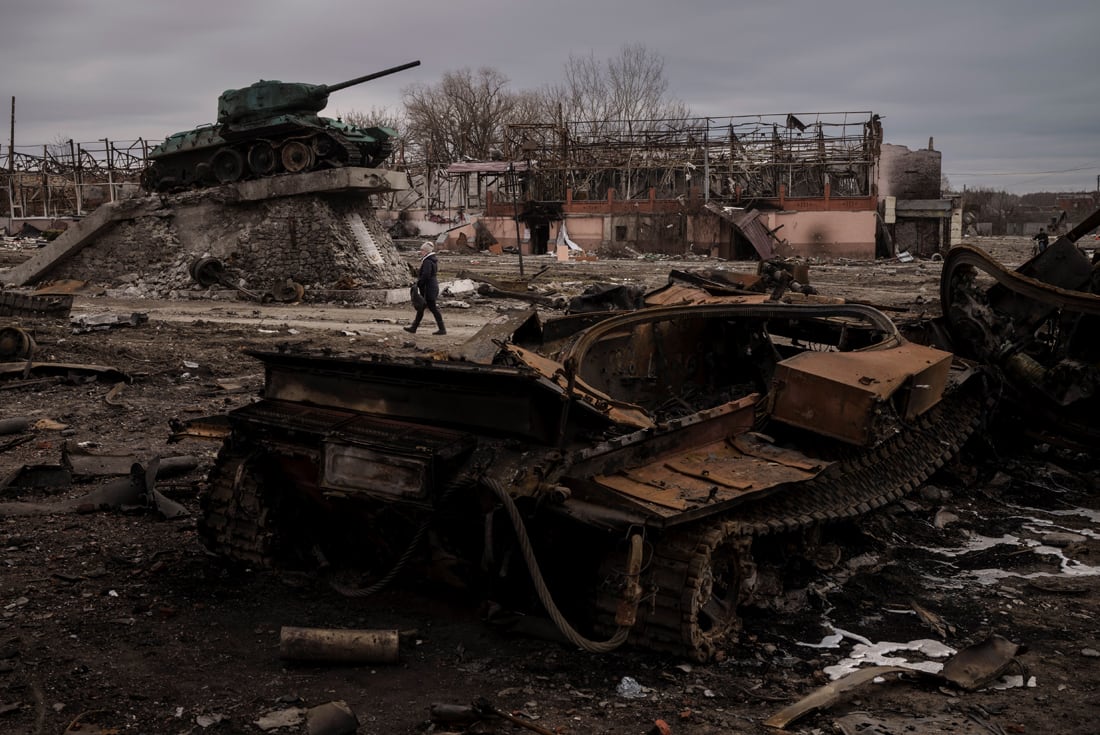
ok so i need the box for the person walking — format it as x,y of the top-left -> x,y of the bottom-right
404,242 -> 446,335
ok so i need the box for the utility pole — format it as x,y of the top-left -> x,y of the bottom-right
7,97 -> 13,175
41,144 -> 48,217
71,139 -> 83,215
8,96 -> 15,220
703,117 -> 710,203
102,138 -> 115,203
510,161 -> 524,276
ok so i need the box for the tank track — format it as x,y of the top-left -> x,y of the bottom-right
198,444 -> 285,566
595,385 -> 984,661
0,290 -> 73,318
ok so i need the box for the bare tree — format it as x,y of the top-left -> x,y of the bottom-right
336,106 -> 405,132
547,43 -> 689,130
402,67 -> 531,164
541,45 -> 691,199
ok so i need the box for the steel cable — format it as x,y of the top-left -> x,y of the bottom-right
480,476 -> 630,653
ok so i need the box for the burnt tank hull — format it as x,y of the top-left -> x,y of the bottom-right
199,303 -> 981,660
142,61 -> 419,192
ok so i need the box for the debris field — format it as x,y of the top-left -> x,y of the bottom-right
1,238 -> 1099,735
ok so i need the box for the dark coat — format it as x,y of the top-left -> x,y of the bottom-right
416,252 -> 440,301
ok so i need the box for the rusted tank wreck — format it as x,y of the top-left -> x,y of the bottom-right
938,207 -> 1100,447
201,299 -> 984,661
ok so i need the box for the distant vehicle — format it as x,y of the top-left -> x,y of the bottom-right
141,61 -> 419,192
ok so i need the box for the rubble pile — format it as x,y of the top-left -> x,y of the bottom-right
44,191 -> 410,298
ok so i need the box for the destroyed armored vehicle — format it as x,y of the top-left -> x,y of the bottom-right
200,301 -> 984,660
938,207 -> 1100,446
141,61 -> 419,192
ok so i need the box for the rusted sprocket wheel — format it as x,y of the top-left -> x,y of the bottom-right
140,163 -> 164,191
272,278 -> 305,303
604,521 -> 752,661
0,326 -> 36,360
679,524 -> 752,660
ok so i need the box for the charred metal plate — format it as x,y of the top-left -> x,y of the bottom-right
456,309 -> 541,364
230,400 -> 356,435
323,416 -> 474,500
228,399 -> 475,500
252,350 -> 582,443
644,283 -> 769,307
591,432 -> 830,518
769,343 -> 952,445
502,344 -> 654,430
324,412 -> 474,500
323,443 -> 431,500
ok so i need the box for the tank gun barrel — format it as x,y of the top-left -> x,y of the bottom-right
324,60 -> 421,94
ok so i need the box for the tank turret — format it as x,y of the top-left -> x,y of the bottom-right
142,61 -> 420,192
217,62 -> 421,127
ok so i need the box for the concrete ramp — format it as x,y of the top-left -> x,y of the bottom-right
2,198 -> 162,287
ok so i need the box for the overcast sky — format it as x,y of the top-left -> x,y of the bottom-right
3,0 -> 1098,194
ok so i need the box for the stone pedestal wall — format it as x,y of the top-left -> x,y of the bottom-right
51,191 -> 410,297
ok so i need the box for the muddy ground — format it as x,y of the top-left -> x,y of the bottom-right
1,238 -> 1098,735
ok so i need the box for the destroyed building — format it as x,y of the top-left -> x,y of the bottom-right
878,140 -> 959,257
0,105 -> 994,268
1,138 -> 147,225
387,111 -> 965,260
6,102 -> 1080,276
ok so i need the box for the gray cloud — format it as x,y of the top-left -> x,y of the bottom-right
3,0 -> 1097,193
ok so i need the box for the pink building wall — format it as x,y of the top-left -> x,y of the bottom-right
456,215 -> 606,253
765,210 -> 877,259
429,205 -> 876,259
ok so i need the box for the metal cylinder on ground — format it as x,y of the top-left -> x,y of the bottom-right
278,626 -> 399,664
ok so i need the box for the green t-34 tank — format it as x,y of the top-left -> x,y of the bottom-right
141,60 -> 419,192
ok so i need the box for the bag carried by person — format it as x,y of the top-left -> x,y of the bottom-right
410,284 -> 426,309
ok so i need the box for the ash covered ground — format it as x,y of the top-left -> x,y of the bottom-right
1,240 -> 1099,735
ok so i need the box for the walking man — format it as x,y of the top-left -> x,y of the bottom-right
404,242 -> 446,335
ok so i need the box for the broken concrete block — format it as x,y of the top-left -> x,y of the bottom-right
383,287 -> 412,304
441,278 -> 477,296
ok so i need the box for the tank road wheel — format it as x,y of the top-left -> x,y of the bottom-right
280,141 -> 314,173
247,142 -> 278,176
193,162 -> 212,185
210,148 -> 245,183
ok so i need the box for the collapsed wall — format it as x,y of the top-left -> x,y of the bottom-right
44,188 -> 410,298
